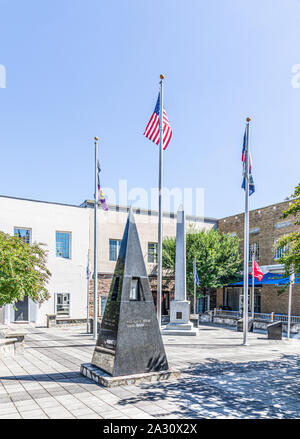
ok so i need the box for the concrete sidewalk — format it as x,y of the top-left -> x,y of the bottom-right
0,324 -> 299,419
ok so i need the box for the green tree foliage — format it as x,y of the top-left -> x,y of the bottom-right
162,227 -> 242,303
277,183 -> 300,277
0,231 -> 51,306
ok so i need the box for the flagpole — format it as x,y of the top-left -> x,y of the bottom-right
157,74 -> 164,329
193,258 -> 196,313
87,250 -> 90,334
93,136 -> 99,340
287,269 -> 295,340
251,244 -> 255,319
243,118 -> 251,346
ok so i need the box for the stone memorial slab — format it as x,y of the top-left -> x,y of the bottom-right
267,321 -> 282,340
237,318 -> 254,332
190,314 -> 199,328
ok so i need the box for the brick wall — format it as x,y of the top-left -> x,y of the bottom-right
217,200 -> 300,316
88,273 -> 175,318
89,273 -> 221,316
88,274 -> 113,318
218,200 -> 299,266
261,284 -> 300,315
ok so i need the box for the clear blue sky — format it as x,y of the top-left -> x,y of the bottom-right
0,0 -> 299,219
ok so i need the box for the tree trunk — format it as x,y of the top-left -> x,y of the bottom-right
202,288 -> 206,313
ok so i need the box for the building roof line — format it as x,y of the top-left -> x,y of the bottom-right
0,194 -> 81,209
218,199 -> 294,222
81,200 -> 217,224
0,194 -> 217,224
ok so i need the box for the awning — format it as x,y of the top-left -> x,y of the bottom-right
228,272 -> 299,287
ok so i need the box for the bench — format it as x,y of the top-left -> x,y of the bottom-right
0,330 -> 25,357
46,314 -> 95,329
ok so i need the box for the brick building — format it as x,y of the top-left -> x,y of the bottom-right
217,200 -> 300,315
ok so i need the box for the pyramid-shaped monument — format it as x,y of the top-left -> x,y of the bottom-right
91,209 -> 169,377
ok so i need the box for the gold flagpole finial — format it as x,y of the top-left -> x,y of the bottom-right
94,136 -> 99,141
160,74 -> 164,80
246,117 -> 251,123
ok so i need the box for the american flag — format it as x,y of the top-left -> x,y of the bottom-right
143,93 -> 172,149
241,129 -> 255,196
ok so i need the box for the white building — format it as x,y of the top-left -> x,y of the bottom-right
0,196 -> 90,326
0,195 -> 217,326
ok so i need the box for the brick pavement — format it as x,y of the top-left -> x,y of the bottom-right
0,324 -> 300,419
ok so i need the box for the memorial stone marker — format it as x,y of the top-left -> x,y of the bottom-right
267,321 -> 282,340
237,318 -> 254,332
162,205 -> 197,336
83,209 -> 169,378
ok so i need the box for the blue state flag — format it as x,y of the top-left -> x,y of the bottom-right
241,129 -> 255,196
193,259 -> 199,286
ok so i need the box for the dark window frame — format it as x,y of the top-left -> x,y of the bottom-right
14,227 -> 32,245
148,242 -> 158,263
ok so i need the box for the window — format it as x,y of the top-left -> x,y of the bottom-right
100,296 -> 107,315
274,221 -> 291,230
129,278 -> 145,301
148,242 -> 158,263
274,240 -> 286,260
109,239 -> 121,261
56,293 -> 70,316
249,243 -> 259,261
254,292 -> 261,313
130,278 -> 140,301
14,228 -> 31,244
56,232 -> 71,259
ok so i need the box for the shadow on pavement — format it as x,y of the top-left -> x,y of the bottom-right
116,354 -> 300,419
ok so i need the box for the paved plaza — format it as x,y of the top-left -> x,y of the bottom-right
0,324 -> 300,419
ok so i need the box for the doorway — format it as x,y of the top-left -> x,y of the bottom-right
14,296 -> 29,321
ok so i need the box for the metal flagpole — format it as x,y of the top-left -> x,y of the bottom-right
287,269 -> 295,340
93,136 -> 99,340
251,244 -> 255,319
193,258 -> 197,314
243,118 -> 251,346
86,250 -> 90,334
157,74 -> 164,329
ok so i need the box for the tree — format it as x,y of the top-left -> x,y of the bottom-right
276,183 -> 300,278
0,231 -> 51,306
162,227 -> 242,310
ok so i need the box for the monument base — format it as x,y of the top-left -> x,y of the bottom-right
162,300 -> 197,336
161,323 -> 197,336
80,363 -> 180,388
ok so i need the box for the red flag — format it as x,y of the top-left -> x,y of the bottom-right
250,260 -> 263,282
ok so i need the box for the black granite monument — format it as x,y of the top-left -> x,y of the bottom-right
237,318 -> 254,332
91,209 -> 169,377
267,321 -> 282,340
